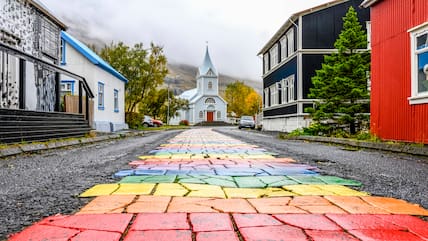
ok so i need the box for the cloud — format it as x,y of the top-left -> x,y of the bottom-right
41,0 -> 332,80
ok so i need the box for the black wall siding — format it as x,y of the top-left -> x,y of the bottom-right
263,57 -> 297,88
302,54 -> 324,99
263,104 -> 298,117
301,0 -> 370,49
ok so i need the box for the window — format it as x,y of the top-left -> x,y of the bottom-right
280,36 -> 287,61
114,89 -> 119,112
409,22 -> 428,104
208,81 -> 213,89
199,111 -> 203,119
205,98 -> 215,104
60,80 -> 75,96
288,76 -> 295,102
98,82 -> 104,110
269,44 -> 278,69
286,28 -> 294,56
41,17 -> 59,59
264,88 -> 269,108
270,84 -> 278,106
263,53 -> 269,73
366,21 -> 371,50
280,75 -> 295,103
217,111 -> 221,119
60,39 -> 66,65
282,78 -> 288,103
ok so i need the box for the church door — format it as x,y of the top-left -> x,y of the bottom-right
207,111 -> 214,122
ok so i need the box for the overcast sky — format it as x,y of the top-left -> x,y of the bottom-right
41,0 -> 332,80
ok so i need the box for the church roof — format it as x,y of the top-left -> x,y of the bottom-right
198,46 -> 218,77
179,88 -> 198,100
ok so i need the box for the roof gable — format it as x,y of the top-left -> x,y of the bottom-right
258,0 -> 348,55
61,31 -> 128,83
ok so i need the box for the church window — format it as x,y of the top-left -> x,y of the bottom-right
205,98 -> 215,104
217,111 -> 221,119
199,111 -> 203,119
208,81 -> 213,89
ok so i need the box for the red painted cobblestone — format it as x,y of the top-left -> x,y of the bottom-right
190,213 -> 234,232
305,230 -> 359,241
196,231 -> 240,241
123,230 -> 192,241
130,213 -> 189,230
275,214 -> 342,230
70,230 -> 122,241
233,213 -> 282,228
240,225 -> 309,241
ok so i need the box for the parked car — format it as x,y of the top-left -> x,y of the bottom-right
238,115 -> 255,129
152,119 -> 163,127
142,115 -> 154,127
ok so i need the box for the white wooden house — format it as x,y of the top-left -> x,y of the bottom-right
60,31 -> 128,132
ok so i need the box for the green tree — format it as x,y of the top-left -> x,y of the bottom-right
100,42 -> 168,114
225,81 -> 261,117
307,6 -> 370,135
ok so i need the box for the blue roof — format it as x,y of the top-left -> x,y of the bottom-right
61,31 -> 128,83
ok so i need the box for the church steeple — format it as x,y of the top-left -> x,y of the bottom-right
198,46 -> 217,77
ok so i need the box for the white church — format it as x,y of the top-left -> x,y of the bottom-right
170,47 -> 227,125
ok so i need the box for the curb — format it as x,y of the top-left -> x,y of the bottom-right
287,135 -> 428,157
0,132 -> 145,159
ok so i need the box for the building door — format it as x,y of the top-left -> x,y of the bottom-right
207,111 -> 214,122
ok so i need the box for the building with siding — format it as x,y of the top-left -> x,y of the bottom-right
60,31 -> 128,132
0,0 -> 94,143
258,0 -> 370,132
361,0 -> 428,143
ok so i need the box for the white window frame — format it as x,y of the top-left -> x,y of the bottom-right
270,84 -> 278,106
264,88 -> 269,108
280,36 -> 287,61
98,82 -> 104,110
409,22 -> 428,105
366,21 -> 371,50
287,75 -> 295,103
281,78 -> 288,103
114,89 -> 119,113
269,44 -> 278,69
263,53 -> 269,73
286,28 -> 294,57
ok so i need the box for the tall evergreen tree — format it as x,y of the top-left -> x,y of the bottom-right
307,6 -> 370,135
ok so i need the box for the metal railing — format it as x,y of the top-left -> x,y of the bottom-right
0,42 -> 94,121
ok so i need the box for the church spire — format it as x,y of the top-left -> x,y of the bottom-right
198,45 -> 217,77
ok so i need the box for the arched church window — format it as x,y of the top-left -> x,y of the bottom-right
208,81 -> 213,89
199,111 -> 203,119
205,98 -> 215,104
217,111 -> 221,119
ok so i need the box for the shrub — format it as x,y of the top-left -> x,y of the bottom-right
179,120 -> 189,126
126,112 -> 143,129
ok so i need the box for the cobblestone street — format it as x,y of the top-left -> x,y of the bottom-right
8,128 -> 428,241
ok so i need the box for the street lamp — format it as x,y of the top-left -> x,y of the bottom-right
167,81 -> 170,126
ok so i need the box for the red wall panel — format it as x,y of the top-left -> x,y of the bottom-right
370,0 -> 428,143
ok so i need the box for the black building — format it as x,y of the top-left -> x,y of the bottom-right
258,0 -> 370,132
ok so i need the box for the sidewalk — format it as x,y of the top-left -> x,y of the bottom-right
8,128 -> 428,241
0,131 -> 145,158
289,135 -> 428,157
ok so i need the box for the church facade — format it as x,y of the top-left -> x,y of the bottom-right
170,47 -> 227,125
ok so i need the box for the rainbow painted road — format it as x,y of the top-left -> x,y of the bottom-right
10,129 -> 428,241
